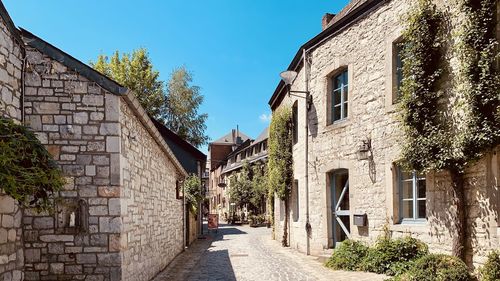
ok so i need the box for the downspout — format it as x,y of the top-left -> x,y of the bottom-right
182,178 -> 187,248
302,48 -> 311,256
20,44 -> 26,124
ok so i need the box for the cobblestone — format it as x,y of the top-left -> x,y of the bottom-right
153,223 -> 387,281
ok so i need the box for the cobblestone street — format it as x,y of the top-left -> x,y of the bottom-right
153,223 -> 387,281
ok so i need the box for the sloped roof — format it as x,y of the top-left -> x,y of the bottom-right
268,0 -> 388,109
253,127 -> 269,144
211,130 -> 251,144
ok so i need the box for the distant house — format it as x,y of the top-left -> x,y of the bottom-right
207,127 -> 269,220
152,119 -> 207,245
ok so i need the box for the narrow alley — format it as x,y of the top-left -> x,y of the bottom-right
153,224 -> 386,281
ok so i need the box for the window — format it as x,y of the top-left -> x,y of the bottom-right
331,70 -> 348,122
398,168 -> 426,222
394,42 -> 404,101
292,102 -> 298,144
292,180 -> 299,222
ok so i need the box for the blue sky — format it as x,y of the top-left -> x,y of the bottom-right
4,0 -> 350,152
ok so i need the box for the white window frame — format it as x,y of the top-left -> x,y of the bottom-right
398,168 -> 426,223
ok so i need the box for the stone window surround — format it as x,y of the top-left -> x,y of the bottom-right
321,61 -> 353,130
385,28 -> 404,112
387,163 -> 429,226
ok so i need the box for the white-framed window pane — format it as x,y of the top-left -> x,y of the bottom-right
343,85 -> 348,102
402,200 -> 413,219
333,105 -> 341,121
343,102 -> 348,118
331,69 -> 348,123
401,180 -> 413,199
333,90 -> 341,106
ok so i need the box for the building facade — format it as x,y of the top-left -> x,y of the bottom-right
269,0 -> 500,267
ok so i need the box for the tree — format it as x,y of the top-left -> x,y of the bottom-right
228,161 -> 253,209
162,67 -> 209,147
268,106 -> 293,246
183,174 -> 203,214
91,49 -> 165,119
91,51 -> 209,148
251,163 -> 268,215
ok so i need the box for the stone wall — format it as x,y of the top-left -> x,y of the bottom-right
22,46 -> 122,281
119,98 -> 184,281
0,9 -> 24,281
273,0 -> 500,266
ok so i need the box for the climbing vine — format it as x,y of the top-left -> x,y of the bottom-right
268,105 -> 293,246
183,174 -> 203,214
399,0 -> 446,172
0,117 -> 64,212
400,0 -> 500,260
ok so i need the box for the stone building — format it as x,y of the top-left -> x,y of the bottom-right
207,129 -> 249,219
0,2 -> 191,280
208,128 -> 269,220
152,119 -> 207,246
269,0 -> 500,267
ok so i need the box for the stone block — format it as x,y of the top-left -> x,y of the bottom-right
33,217 -> 53,229
90,234 -> 107,247
96,166 -> 109,178
65,81 -> 87,94
85,165 -> 96,176
106,136 -> 120,153
108,199 -> 120,216
87,141 -> 105,152
49,263 -> 64,274
1,215 -> 13,228
83,125 -> 98,135
82,94 -> 104,106
0,229 -> 7,244
46,145 -> 60,159
97,253 -> 120,266
48,243 -> 64,254
33,102 -> 59,114
39,235 -> 74,242
24,249 -> 40,263
99,217 -> 121,233
73,112 -> 88,124
105,93 -> 119,121
7,229 -> 15,242
97,186 -> 120,198
100,123 -> 120,136
90,112 -> 104,121
65,265 -> 82,274
89,206 -> 108,216
0,196 -> 15,213
76,155 -> 92,165
76,253 -> 96,264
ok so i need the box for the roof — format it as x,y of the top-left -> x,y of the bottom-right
0,1 -> 23,48
152,118 -> 207,175
253,127 -> 269,144
211,130 -> 251,145
268,0 -> 388,109
19,28 -> 188,177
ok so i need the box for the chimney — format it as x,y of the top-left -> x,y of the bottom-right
236,125 -> 242,144
231,129 -> 236,143
322,13 -> 336,30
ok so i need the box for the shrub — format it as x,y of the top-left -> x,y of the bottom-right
480,251 -> 500,281
394,254 -> 472,281
359,237 -> 428,275
325,240 -> 369,271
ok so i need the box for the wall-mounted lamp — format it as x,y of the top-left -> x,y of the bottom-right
357,139 -> 372,161
280,70 -> 313,110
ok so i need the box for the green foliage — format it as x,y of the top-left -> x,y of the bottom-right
454,0 -> 500,170
325,240 -> 369,271
0,117 -> 64,211
393,254 -> 472,281
359,237 -> 428,275
228,161 -> 253,209
91,49 -> 165,119
268,106 -> 293,201
399,0 -> 448,172
92,52 -> 208,147
183,174 -> 203,214
250,164 -> 268,213
480,251 -> 500,281
162,67 -> 209,147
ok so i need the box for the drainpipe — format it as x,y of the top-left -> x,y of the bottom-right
302,48 -> 311,256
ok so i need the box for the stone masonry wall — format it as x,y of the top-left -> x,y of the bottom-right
274,0 -> 500,267
119,99 -> 184,281
0,11 -> 24,281
22,46 -> 122,281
